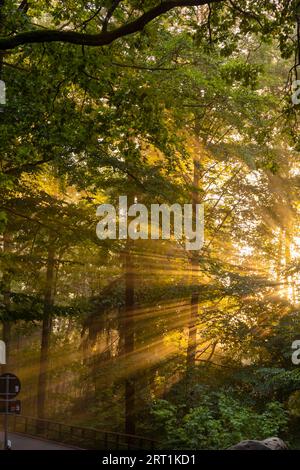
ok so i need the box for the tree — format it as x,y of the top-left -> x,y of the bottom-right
1,0 -> 300,446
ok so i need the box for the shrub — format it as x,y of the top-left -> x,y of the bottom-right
151,393 -> 288,449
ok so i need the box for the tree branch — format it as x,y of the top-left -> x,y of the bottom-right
102,0 -> 122,32
0,0 -> 223,51
3,157 -> 54,176
18,0 -> 29,13
79,5 -> 103,30
228,0 -> 263,27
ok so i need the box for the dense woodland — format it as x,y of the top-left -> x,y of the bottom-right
1,0 -> 300,449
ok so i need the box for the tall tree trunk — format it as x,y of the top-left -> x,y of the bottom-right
276,228 -> 283,282
186,134 -> 201,374
284,230 -> 295,303
119,188 -> 136,435
284,230 -> 291,268
123,240 -> 136,435
37,244 -> 55,419
186,257 -> 199,372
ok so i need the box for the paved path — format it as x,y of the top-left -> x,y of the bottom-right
0,432 -> 78,450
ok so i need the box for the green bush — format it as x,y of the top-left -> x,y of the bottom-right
151,394 -> 288,449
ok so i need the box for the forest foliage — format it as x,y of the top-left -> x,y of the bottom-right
1,0 -> 300,449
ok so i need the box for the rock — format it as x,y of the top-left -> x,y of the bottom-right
262,437 -> 288,450
228,437 -> 287,450
228,440 -> 272,450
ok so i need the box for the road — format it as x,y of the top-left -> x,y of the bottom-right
0,432 -> 79,450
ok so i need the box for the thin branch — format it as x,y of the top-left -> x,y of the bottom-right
4,157 -> 54,176
207,3 -> 212,44
79,5 -> 103,30
102,0 -> 122,32
2,60 -> 29,71
228,0 -> 263,27
18,0 -> 29,13
110,60 -> 178,71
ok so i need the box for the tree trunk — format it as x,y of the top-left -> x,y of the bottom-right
123,240 -> 136,435
37,244 -> 55,419
186,258 -> 199,372
186,133 -> 201,373
276,228 -> 283,282
284,230 -> 295,303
